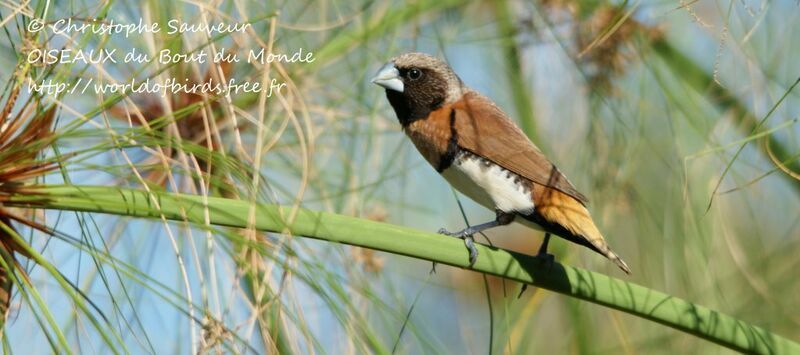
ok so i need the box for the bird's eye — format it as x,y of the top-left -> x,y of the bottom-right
407,68 -> 422,80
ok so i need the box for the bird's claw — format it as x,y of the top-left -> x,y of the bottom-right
436,228 -> 478,268
438,227 -> 467,238
535,252 -> 555,269
517,253 -> 554,298
464,235 -> 478,267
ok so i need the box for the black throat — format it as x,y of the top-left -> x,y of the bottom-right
386,90 -> 443,127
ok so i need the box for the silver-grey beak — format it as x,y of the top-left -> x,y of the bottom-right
370,62 -> 404,92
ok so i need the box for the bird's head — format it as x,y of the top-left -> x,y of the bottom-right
371,52 -> 464,125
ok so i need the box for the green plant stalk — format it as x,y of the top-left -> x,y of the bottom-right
493,0 -> 540,144
311,0 -> 469,71
5,185 -> 799,354
537,0 -> 799,194
651,39 -> 800,195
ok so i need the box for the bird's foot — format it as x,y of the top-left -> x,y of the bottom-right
437,227 -> 471,239
463,235 -> 478,267
518,234 -> 555,299
535,233 -> 554,269
535,251 -> 555,269
516,253 -> 554,299
437,228 -> 479,267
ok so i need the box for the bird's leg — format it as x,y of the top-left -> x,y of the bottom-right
518,233 -> 555,298
438,211 -> 515,267
535,233 -> 555,268
536,233 -> 553,259
438,219 -> 502,239
439,210 -> 516,238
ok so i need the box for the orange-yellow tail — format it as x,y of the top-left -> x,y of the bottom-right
532,185 -> 631,274
572,217 -> 631,274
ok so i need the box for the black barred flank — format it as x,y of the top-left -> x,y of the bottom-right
437,109 -> 460,172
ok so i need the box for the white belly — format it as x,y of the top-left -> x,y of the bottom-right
440,151 -> 535,215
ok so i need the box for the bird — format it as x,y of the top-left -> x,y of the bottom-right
370,52 -> 630,274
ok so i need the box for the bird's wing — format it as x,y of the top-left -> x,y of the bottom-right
451,91 -> 589,204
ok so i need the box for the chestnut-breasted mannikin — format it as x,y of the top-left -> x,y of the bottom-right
371,52 -> 630,274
